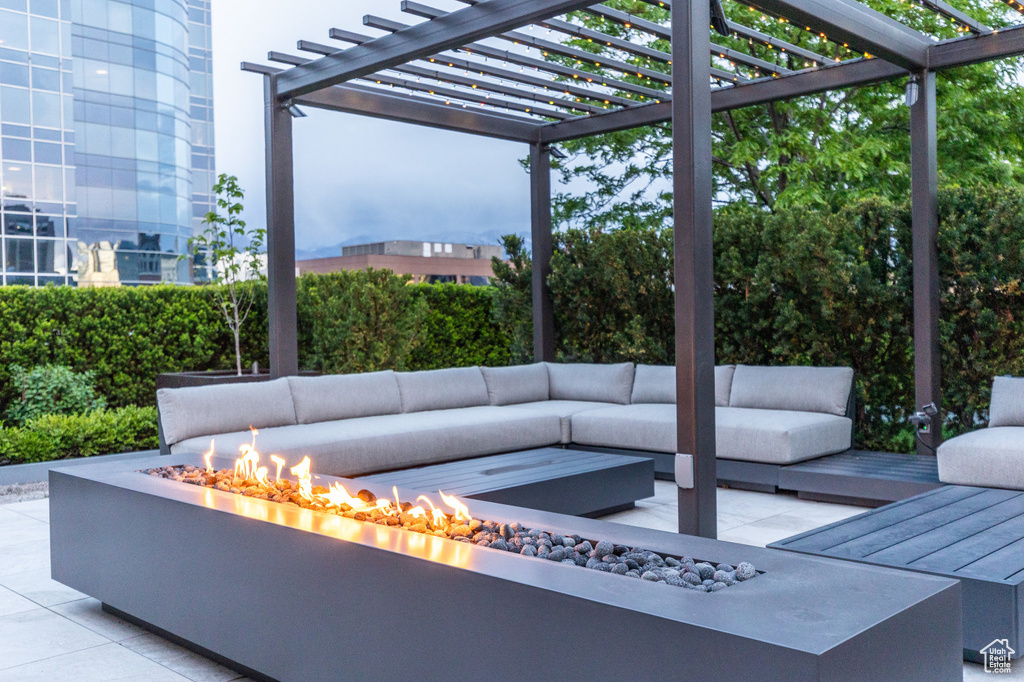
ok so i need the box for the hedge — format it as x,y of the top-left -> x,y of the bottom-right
0,273 -> 510,419
492,186 -> 1024,453
0,406 -> 159,465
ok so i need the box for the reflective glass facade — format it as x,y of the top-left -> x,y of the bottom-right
0,0 -> 213,286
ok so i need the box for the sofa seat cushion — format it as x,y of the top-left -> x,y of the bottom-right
505,400 -> 615,443
937,427 -> 1024,490
570,405 -> 852,464
170,406 -> 562,477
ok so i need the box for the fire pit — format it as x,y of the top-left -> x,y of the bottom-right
50,452 -> 963,682
143,436 -> 756,592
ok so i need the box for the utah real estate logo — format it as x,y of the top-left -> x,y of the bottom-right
981,638 -> 1015,674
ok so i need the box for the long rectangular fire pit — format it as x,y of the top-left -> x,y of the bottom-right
50,454 -> 962,681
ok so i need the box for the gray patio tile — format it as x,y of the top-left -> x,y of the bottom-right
0,513 -> 49,550
121,633 -> 242,682
0,642 -> 191,681
963,660 -> 1024,679
0,584 -> 37,618
0,607 -> 108,670
0,539 -> 49,578
0,569 -> 87,607
601,504 -> 677,532
4,498 -> 50,524
51,598 -> 146,642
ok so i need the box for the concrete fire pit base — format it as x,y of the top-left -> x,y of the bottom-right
50,455 -> 962,682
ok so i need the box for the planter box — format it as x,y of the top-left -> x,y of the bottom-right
50,454 -> 963,682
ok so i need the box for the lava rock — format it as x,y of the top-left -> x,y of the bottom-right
521,545 -> 537,557
695,563 -> 716,581
665,575 -> 685,587
490,538 -> 509,552
468,519 -> 484,532
710,582 -> 728,592
625,570 -> 641,578
537,547 -> 551,559
665,557 -> 681,568
357,490 -> 376,504
521,536 -> 537,546
736,562 -> 757,581
550,534 -> 565,547
716,563 -> 734,573
585,557 -> 604,570
528,528 -> 542,539
561,559 -> 577,565
624,559 -> 640,571
450,525 -> 473,538
641,571 -> 660,582
681,572 -> 702,586
702,579 -> 715,587
613,544 -> 629,556
601,554 -> 621,564
548,547 -> 567,562
472,531 -> 489,543
611,563 -> 629,575
499,523 -> 513,539
593,540 -> 615,559
574,553 -> 588,567
590,562 -> 612,572
712,570 -> 735,586
574,541 -> 593,555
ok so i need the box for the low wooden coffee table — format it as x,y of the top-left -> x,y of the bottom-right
360,447 -> 654,518
770,484 -> 1024,662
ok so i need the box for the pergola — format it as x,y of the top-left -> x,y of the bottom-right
242,0 -> 1024,538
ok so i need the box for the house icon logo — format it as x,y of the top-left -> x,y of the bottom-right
981,639 -> 1015,674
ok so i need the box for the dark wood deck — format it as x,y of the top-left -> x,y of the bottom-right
770,485 -> 1024,661
778,450 -> 942,506
359,447 -> 655,518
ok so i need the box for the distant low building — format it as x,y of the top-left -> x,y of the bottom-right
297,240 -> 502,285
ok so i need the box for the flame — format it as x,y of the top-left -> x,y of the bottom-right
439,490 -> 471,521
210,432 -> 476,542
270,455 -> 285,482
203,439 -> 215,472
290,456 -> 313,501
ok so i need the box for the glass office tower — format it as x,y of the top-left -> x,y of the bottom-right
0,0 -> 213,286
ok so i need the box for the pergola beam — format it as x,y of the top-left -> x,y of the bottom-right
744,0 -> 930,69
275,0 -> 597,98
530,143 -> 556,362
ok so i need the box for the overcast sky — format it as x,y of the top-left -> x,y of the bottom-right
211,0 -> 531,257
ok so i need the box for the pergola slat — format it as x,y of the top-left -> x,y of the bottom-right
276,0 -> 597,98
324,30 -> 637,107
295,40 -> 609,115
270,50 -> 575,119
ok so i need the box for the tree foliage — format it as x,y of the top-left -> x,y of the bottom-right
548,0 -> 1024,226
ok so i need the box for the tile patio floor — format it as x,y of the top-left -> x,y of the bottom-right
0,480 -> 1016,680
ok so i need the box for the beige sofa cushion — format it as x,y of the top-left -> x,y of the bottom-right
157,378 -> 297,447
989,376 -> 1024,427
395,367 -> 489,413
937,427 -> 1024,490
480,364 -> 549,406
171,406 -> 562,477
570,404 -> 851,464
545,362 -> 634,404
630,364 -> 735,407
287,371 -> 401,424
729,365 -> 853,417
506,400 -> 613,443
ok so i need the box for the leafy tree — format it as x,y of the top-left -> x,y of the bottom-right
547,1 -> 1024,227
186,174 -> 266,375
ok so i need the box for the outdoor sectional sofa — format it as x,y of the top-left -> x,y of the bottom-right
157,363 -> 855,482
938,376 -> 1024,490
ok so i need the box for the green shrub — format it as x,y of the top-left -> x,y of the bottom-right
0,406 -> 158,464
296,270 -> 426,374
407,284 -> 510,369
5,364 -> 107,425
492,185 -> 1024,454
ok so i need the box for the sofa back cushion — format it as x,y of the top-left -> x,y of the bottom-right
287,371 -> 402,425
630,364 -> 736,406
546,362 -> 634,404
729,365 -> 853,416
395,367 -> 489,413
480,364 -> 549,406
157,378 -> 297,447
989,376 -> 1024,427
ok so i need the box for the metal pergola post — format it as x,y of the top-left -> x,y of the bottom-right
264,74 -> 299,378
530,142 -> 556,363
910,70 -> 942,454
672,0 -> 717,538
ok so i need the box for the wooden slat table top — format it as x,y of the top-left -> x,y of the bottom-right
771,485 -> 1024,585
782,450 -> 940,483
360,447 -> 649,496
